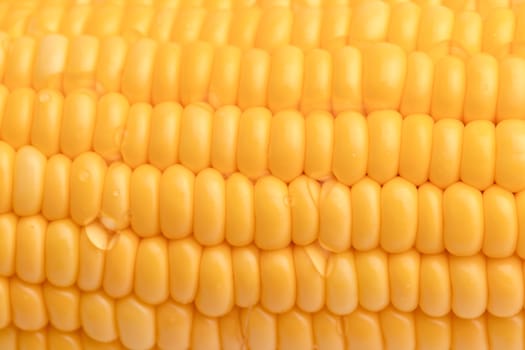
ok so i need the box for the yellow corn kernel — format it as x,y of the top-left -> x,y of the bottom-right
416,183 -> 444,254
134,236 -> 169,305
209,46 -> 241,108
380,177 -> 418,253
387,2 -> 420,52
80,291 -> 117,343
290,176 -> 320,246
157,301 -> 192,350
31,89 -> 63,157
399,114 -> 433,186
178,103 -> 213,173
254,7 -> 291,51
343,308 -> 383,349
351,177 -> 380,251
15,215 -> 46,284
45,219 -> 79,287
267,45 -> 303,112
121,38 -> 157,104
130,164 -> 161,237
449,254 -> 487,319
194,168 -> 226,245
32,34 -> 67,91
10,278 -> 48,331
444,182 -> 484,256
4,36 -> 35,90
242,305 -> 276,350
196,243 -> 234,317
400,52 -> 433,116
116,295 -> 156,350
260,247 -> 295,313
429,119 -> 463,189
487,257 -> 524,318
332,111 -> 367,186
419,254 -> 451,317
95,36 -> 127,94
452,314 -> 488,350
100,162 -> 131,231
496,120 -> 525,192
211,105 -> 240,175
331,46 -> 361,114
102,229 -> 138,298
487,312 -> 525,350
77,224 -> 106,292
159,164 -> 194,239
355,249 -> 389,312
120,103 -> 152,168
63,35 -> 100,94
278,308 -> 314,349
59,90 -> 97,158
319,180 -> 351,253
325,251 -> 358,316
431,55 -> 466,120
367,110 -> 402,184
168,237 -> 202,304
460,120 -> 496,190
362,43 -> 406,112
237,48 -> 270,110
254,175 -> 291,250
43,284 -> 80,332
232,245 -> 260,308
70,152 -> 106,225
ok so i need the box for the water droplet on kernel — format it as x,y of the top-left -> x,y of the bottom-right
100,214 -> 118,231
84,222 -> 119,251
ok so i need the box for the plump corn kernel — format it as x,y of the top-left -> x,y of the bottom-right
102,229 -> 138,298
332,111 -> 367,186
450,254 -> 488,319
325,251 -> 358,316
43,284 -> 80,333
80,291 -> 117,343
10,278 -> 47,331
45,220 -> 79,288
319,180 -> 352,253
134,236 -> 169,305
419,254 -> 451,317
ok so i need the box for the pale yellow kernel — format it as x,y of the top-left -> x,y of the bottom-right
43,284 -> 80,332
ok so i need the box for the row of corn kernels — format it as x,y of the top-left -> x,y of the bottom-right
1,213 -> 524,318
4,35 -> 525,117
2,0 -> 523,54
2,142 -> 525,256
2,278 -> 525,349
1,91 -> 525,190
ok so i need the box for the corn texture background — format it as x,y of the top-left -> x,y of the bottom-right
1,0 -> 525,349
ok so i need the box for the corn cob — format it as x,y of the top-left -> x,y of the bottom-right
3,1 -> 525,349
2,0 -> 523,56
